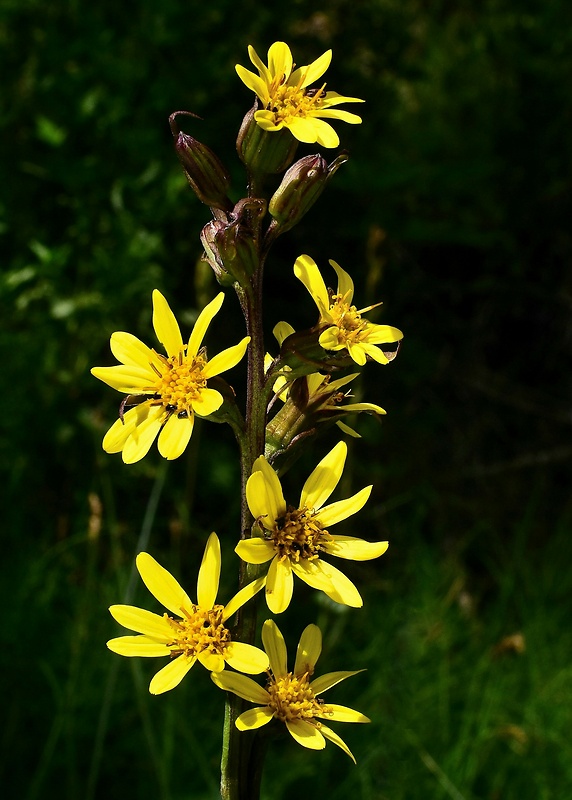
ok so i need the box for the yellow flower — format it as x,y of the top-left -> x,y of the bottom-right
236,41 -> 364,148
91,290 -> 249,463
107,533 -> 269,694
235,441 -> 388,613
211,620 -> 369,762
294,255 -> 404,366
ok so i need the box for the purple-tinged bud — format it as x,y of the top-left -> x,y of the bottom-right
200,198 -> 265,286
268,152 -> 348,234
170,111 -> 233,212
236,103 -> 299,176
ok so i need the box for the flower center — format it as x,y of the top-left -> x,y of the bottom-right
270,506 -> 331,562
154,352 -> 208,414
164,603 -> 231,659
268,77 -> 326,123
328,293 -> 369,346
267,672 -> 327,722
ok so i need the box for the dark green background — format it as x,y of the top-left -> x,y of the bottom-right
1,0 -> 571,798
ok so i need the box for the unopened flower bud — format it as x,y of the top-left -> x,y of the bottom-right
201,199 -> 265,286
170,111 -> 233,212
268,153 -> 348,234
236,103 -> 298,176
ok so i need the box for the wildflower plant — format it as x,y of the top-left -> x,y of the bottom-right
94,41 -> 403,799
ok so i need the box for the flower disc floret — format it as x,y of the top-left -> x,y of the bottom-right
270,506 -> 331,562
165,603 -> 230,660
267,672 -> 326,722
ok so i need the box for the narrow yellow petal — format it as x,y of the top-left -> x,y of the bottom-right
106,636 -> 171,657
321,561 -> 363,608
266,556 -> 293,614
314,485 -> 372,527
286,719 -> 325,750
267,41 -> 293,81
211,670 -> 270,704
90,364 -> 156,392
321,91 -> 365,108
136,552 -> 193,617
286,116 -> 322,144
247,45 -> 271,82
300,441 -> 347,511
187,292 -> 224,358
204,337 -> 250,378
196,532 -> 220,610
310,669 -> 365,696
149,655 -> 195,694
236,706 -> 275,731
191,387 -> 223,417
152,289 -> 183,359
246,464 -> 286,526
290,559 -> 335,593
319,327 -> 345,352
234,538 -> 275,565
323,535 -> 388,561
254,110 -> 283,132
122,406 -> 164,464
364,324 -> 404,345
235,65 -> 269,103
222,575 -> 266,621
336,420 -> 360,438
101,404 -> 148,453
198,650 -> 225,672
319,724 -> 356,763
311,118 -> 341,149
346,341 -> 368,366
225,642 -> 270,674
294,624 -> 322,676
356,342 -> 390,365
321,704 -> 371,723
157,413 -> 194,460
329,259 -> 354,305
262,619 -> 288,677
272,321 -> 295,346
109,605 -> 172,640
292,49 -> 331,88
110,331 -> 163,371
293,254 -> 329,315
317,109 -> 363,124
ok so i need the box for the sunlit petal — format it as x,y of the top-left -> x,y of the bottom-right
268,41 -> 293,81
222,575 -> 267,621
294,624 -> 322,676
90,364 -> 157,392
286,116 -> 323,144
235,537 -> 275,565
262,619 -> 288,677
198,650 -> 225,672
204,337 -> 250,378
152,290 -> 183,359
236,707 -> 275,730
149,655 -> 195,695
315,485 -> 372,527
364,324 -> 404,345
246,462 -> 286,524
106,636 -> 171,657
294,254 -> 329,314
321,561 -> 363,608
225,642 -> 270,674
235,65 -> 269,103
211,671 -> 270,704
247,45 -> 271,83
286,719 -> 325,750
122,406 -> 164,463
108,604 -> 172,640
196,532 -> 220,610
191,387 -> 223,417
320,704 -> 371,723
319,724 -> 356,762
323,535 -> 388,561
310,669 -> 365,696
136,552 -> 193,617
110,332 -> 164,371
157,413 -> 194,460
329,259 -> 354,305
187,292 -> 224,358
300,441 -> 347,511
292,49 -> 331,87
266,556 -> 293,614
291,559 -> 335,593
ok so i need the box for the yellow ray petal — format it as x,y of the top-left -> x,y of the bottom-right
323,535 -> 388,561
225,642 -> 270,674
211,670 -> 270,704
110,331 -> 163,371
235,65 -> 269,102
266,556 -> 293,614
191,387 -> 223,417
346,341 -> 368,366
300,441 -> 347,511
222,575 -> 266,621
267,41 -> 293,81
109,604 -> 172,640
157,412 -> 194,460
247,45 -> 271,82
152,290 -> 183,359
102,404 -> 150,453
272,321 -> 295,346
310,669 -> 364,696
294,624 -> 322,676
317,109 -> 363,124
234,537 -> 275,565
254,110 -> 284,132
294,254 -> 329,315
204,337 -> 250,378
356,342 -> 390,364
314,485 -> 372,527
320,703 -> 371,723
329,259 -> 354,305
286,116 -> 323,144
321,91 -> 365,107
311,118 -> 341,149
106,636 -> 171,657
246,464 -> 286,526
364,324 -> 404,345
319,724 -> 356,763
336,420 -> 360,438
136,552 -> 193,617
285,719 -> 325,750
321,561 -> 363,608
90,364 -> 157,392
196,532 -> 220,610
262,619 -> 288,677
319,327 -> 344,352
198,650 -> 225,672
149,655 -> 195,695
236,706 -> 275,731
187,292 -> 224,358
122,406 -> 165,464
291,49 -> 331,88
290,559 -> 335,593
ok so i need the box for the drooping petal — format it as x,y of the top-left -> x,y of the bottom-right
319,724 -> 356,763
247,45 -> 271,83
191,387 -> 224,417
310,119 -> 341,149
329,259 -> 354,305
290,559 -> 335,593
222,575 -> 267,621
102,403 -> 153,454
106,636 -> 171,657
340,402 -> 386,414
261,619 -> 288,678
152,290 -> 183,359
110,331 -> 164,371
225,642 -> 270,674
254,110 -> 284,132
246,464 -> 285,525
187,292 -> 224,359
320,704 -> 371,723
320,561 -> 363,607
314,485 -> 372,527
322,535 -> 388,561
319,327 -> 344,352
285,719 -> 325,750
90,364 -> 157,392
236,706 -> 275,731
149,655 -> 195,694
136,552 -> 193,617
204,337 -> 250,378
235,537 -> 275,565
286,116 -> 324,144
122,406 -> 165,464
321,91 -> 366,108
310,669 -> 365,696
266,556 -> 293,614
346,341 -> 368,366
300,441 -> 347,511
211,670 -> 271,704
363,324 -> 404,345
273,321 -> 295,346
108,605 -> 172,640
357,342 -> 390,365
291,49 -> 331,88
235,65 -> 269,103
157,413 -> 194,460
196,532 -> 220,610
294,624 -> 322,676
316,109 -> 363,124
198,650 -> 225,672
294,254 -> 329,315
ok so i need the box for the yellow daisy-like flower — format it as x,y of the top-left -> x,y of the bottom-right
212,619 -> 369,762
235,441 -> 388,613
236,41 -> 364,148
294,254 -> 404,366
107,533 -> 269,694
91,290 -> 249,463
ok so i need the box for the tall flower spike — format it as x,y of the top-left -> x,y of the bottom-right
211,620 -> 370,762
294,254 -> 404,366
236,42 -> 364,148
91,290 -> 250,463
235,441 -> 388,613
107,533 -> 269,694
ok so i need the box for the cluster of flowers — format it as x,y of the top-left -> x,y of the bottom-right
93,42 -> 403,764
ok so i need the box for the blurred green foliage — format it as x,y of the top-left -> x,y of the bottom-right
1,0 -> 571,797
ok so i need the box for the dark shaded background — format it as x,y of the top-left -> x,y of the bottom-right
1,1 -> 571,798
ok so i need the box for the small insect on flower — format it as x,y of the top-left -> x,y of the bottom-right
118,393 -> 161,424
